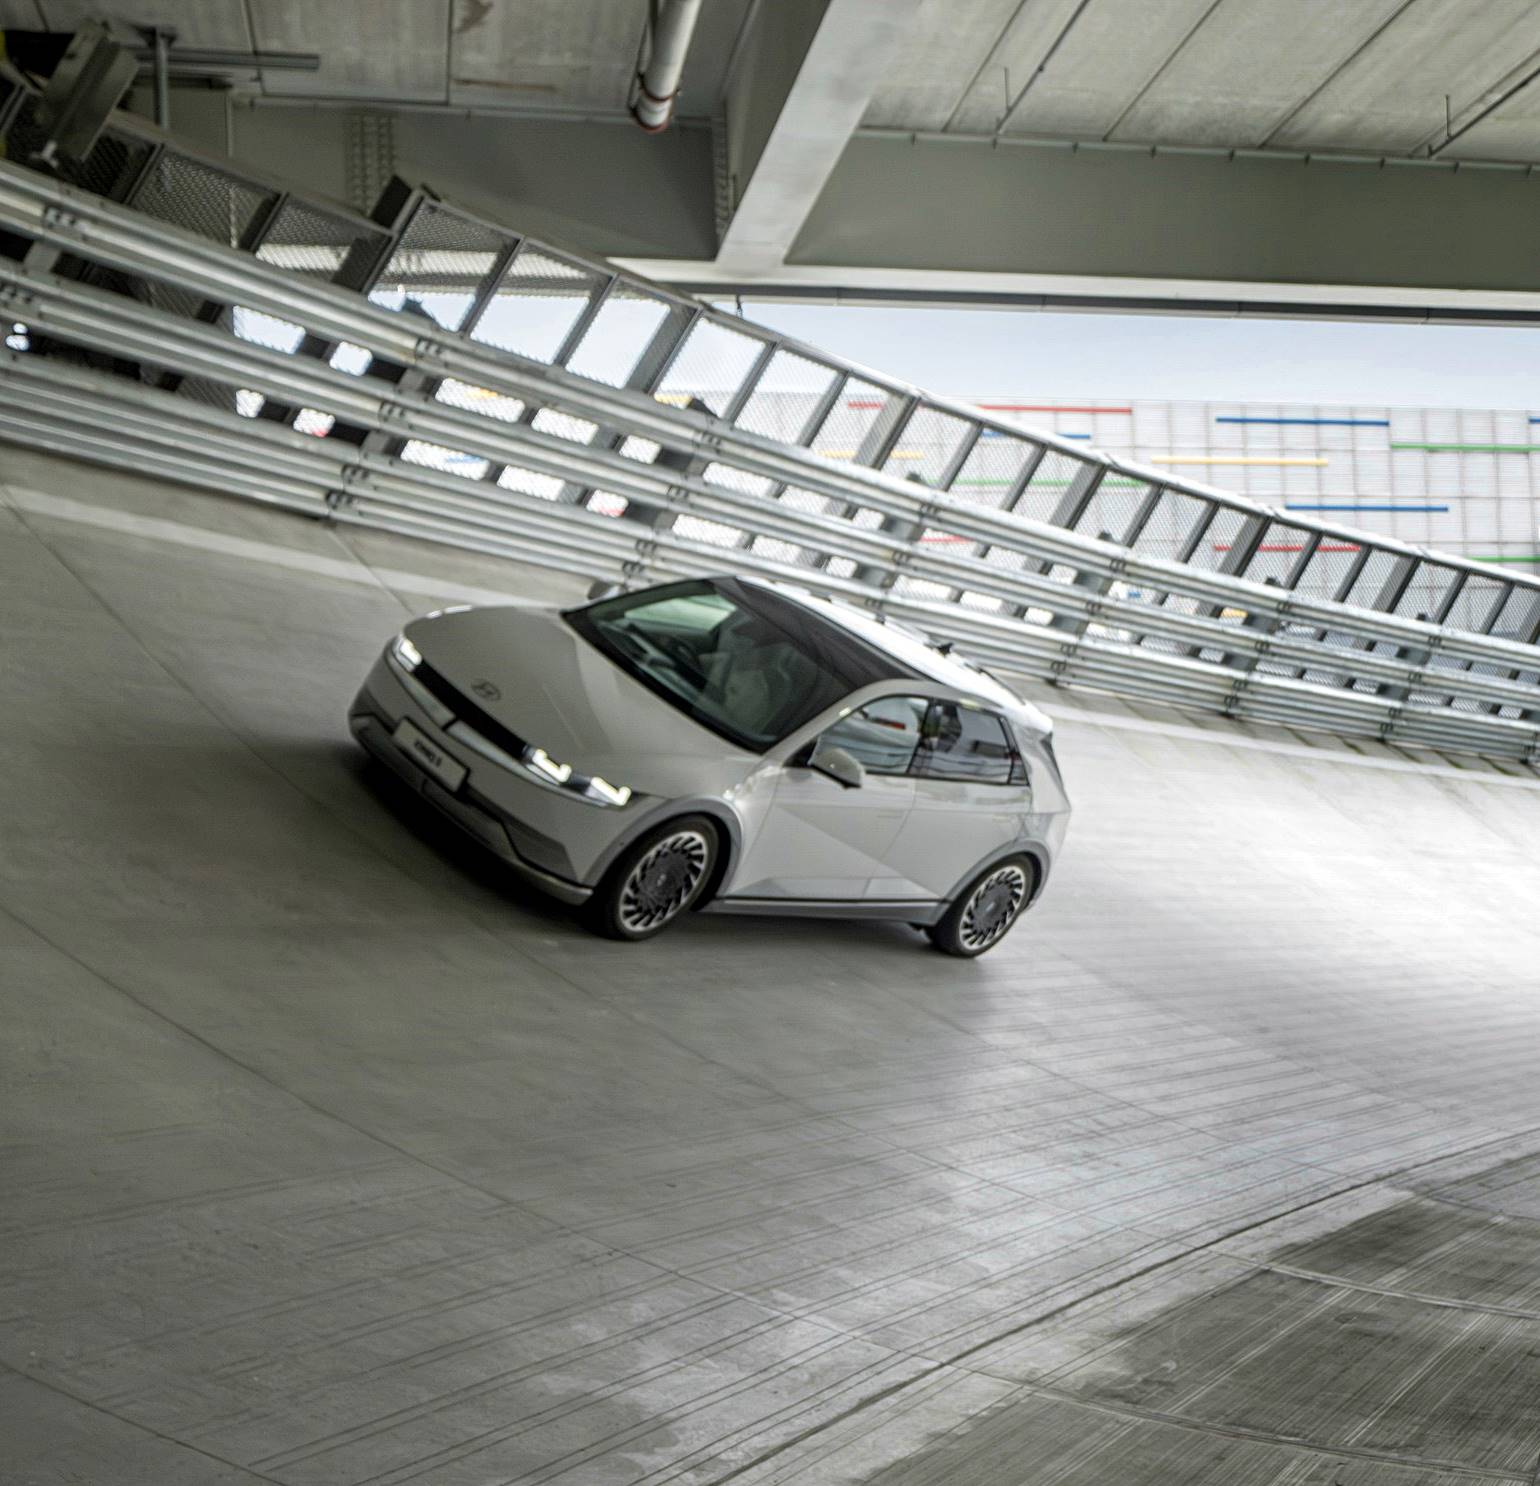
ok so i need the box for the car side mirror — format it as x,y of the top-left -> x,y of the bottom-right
809,743 -> 865,790
586,578 -> 624,602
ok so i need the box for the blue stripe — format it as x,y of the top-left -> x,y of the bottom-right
1060,432 -> 1091,439
1216,416 -> 1390,426
1284,502 -> 1448,513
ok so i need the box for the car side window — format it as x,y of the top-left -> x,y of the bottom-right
913,702 -> 1016,784
815,695 -> 930,775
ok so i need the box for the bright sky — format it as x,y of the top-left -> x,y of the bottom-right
736,303 -> 1540,414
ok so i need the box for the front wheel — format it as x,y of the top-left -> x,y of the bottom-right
584,816 -> 720,941
927,857 -> 1035,958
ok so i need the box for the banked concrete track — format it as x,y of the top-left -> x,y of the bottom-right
5,443 -> 1540,1486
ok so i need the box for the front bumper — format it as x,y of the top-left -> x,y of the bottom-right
349,652 -> 624,906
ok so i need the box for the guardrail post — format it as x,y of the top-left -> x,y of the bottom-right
547,298 -> 703,506
643,396 -> 713,531
732,366 -> 850,551
854,472 -> 929,596
1222,577 -> 1284,671
258,175 -> 421,432
813,392 -> 917,567
1183,510 -> 1268,656
1007,465 -> 1106,618
1047,530 -> 1118,636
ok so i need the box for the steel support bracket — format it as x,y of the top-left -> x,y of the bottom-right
413,335 -> 452,371
40,204 -> 83,237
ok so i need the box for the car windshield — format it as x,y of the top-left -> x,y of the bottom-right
565,578 -> 914,751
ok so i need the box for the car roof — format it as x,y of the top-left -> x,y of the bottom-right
736,576 -> 1053,734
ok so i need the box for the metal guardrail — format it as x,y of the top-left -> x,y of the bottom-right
1,92 -> 1538,760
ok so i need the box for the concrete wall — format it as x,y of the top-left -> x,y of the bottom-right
224,103 -> 717,259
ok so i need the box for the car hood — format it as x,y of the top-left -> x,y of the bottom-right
403,604 -> 755,795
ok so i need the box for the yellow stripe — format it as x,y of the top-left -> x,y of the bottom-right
1151,455 -> 1328,467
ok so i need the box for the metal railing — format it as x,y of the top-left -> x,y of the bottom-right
2,92 -> 1539,761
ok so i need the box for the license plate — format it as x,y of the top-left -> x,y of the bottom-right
393,718 -> 467,791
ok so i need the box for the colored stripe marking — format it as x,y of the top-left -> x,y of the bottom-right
1391,441 -> 1540,453
1284,502 -> 1448,513
1216,416 -> 1389,427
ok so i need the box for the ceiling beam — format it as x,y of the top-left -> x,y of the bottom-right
715,0 -> 922,275
623,131 -> 1540,318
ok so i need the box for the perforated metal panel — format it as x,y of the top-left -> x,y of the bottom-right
256,199 -> 389,290
2,83 -> 1539,760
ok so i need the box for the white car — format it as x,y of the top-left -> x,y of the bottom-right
350,575 -> 1070,956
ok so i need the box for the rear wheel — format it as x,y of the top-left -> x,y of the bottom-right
927,857 -> 1034,958
584,816 -> 719,941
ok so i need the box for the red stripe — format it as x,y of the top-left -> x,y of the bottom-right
843,399 -> 1134,414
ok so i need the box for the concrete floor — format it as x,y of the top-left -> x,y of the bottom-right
5,443 -> 1540,1485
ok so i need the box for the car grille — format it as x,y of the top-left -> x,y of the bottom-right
414,660 -> 529,762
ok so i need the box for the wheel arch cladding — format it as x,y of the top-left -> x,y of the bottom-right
590,798 -> 741,899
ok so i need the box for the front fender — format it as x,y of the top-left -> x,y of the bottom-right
582,796 -> 746,892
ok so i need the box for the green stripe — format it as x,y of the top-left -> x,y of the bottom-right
1391,441 -> 1540,453
1474,553 -> 1540,564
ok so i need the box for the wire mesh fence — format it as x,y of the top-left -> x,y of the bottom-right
2,86 -> 1540,758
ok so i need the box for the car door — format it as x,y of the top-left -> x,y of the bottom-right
729,694 -> 931,902
890,700 -> 1032,899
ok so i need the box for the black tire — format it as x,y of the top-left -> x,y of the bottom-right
584,815 -> 721,942
927,856 -> 1035,958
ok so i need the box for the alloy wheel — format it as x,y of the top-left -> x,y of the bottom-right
617,829 -> 711,933
957,863 -> 1028,952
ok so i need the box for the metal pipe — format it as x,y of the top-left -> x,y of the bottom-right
631,0 -> 706,132
133,47 -> 321,75
150,26 -> 173,130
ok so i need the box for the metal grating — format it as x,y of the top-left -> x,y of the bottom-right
470,245 -> 604,363
370,202 -> 511,331
256,199 -> 389,290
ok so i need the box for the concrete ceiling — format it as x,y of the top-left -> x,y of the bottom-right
12,0 -> 1540,316
861,0 -> 1540,163
0,0 -> 756,113
9,0 -> 1540,158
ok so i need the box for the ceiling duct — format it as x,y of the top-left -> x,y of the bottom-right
630,0 -> 705,132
